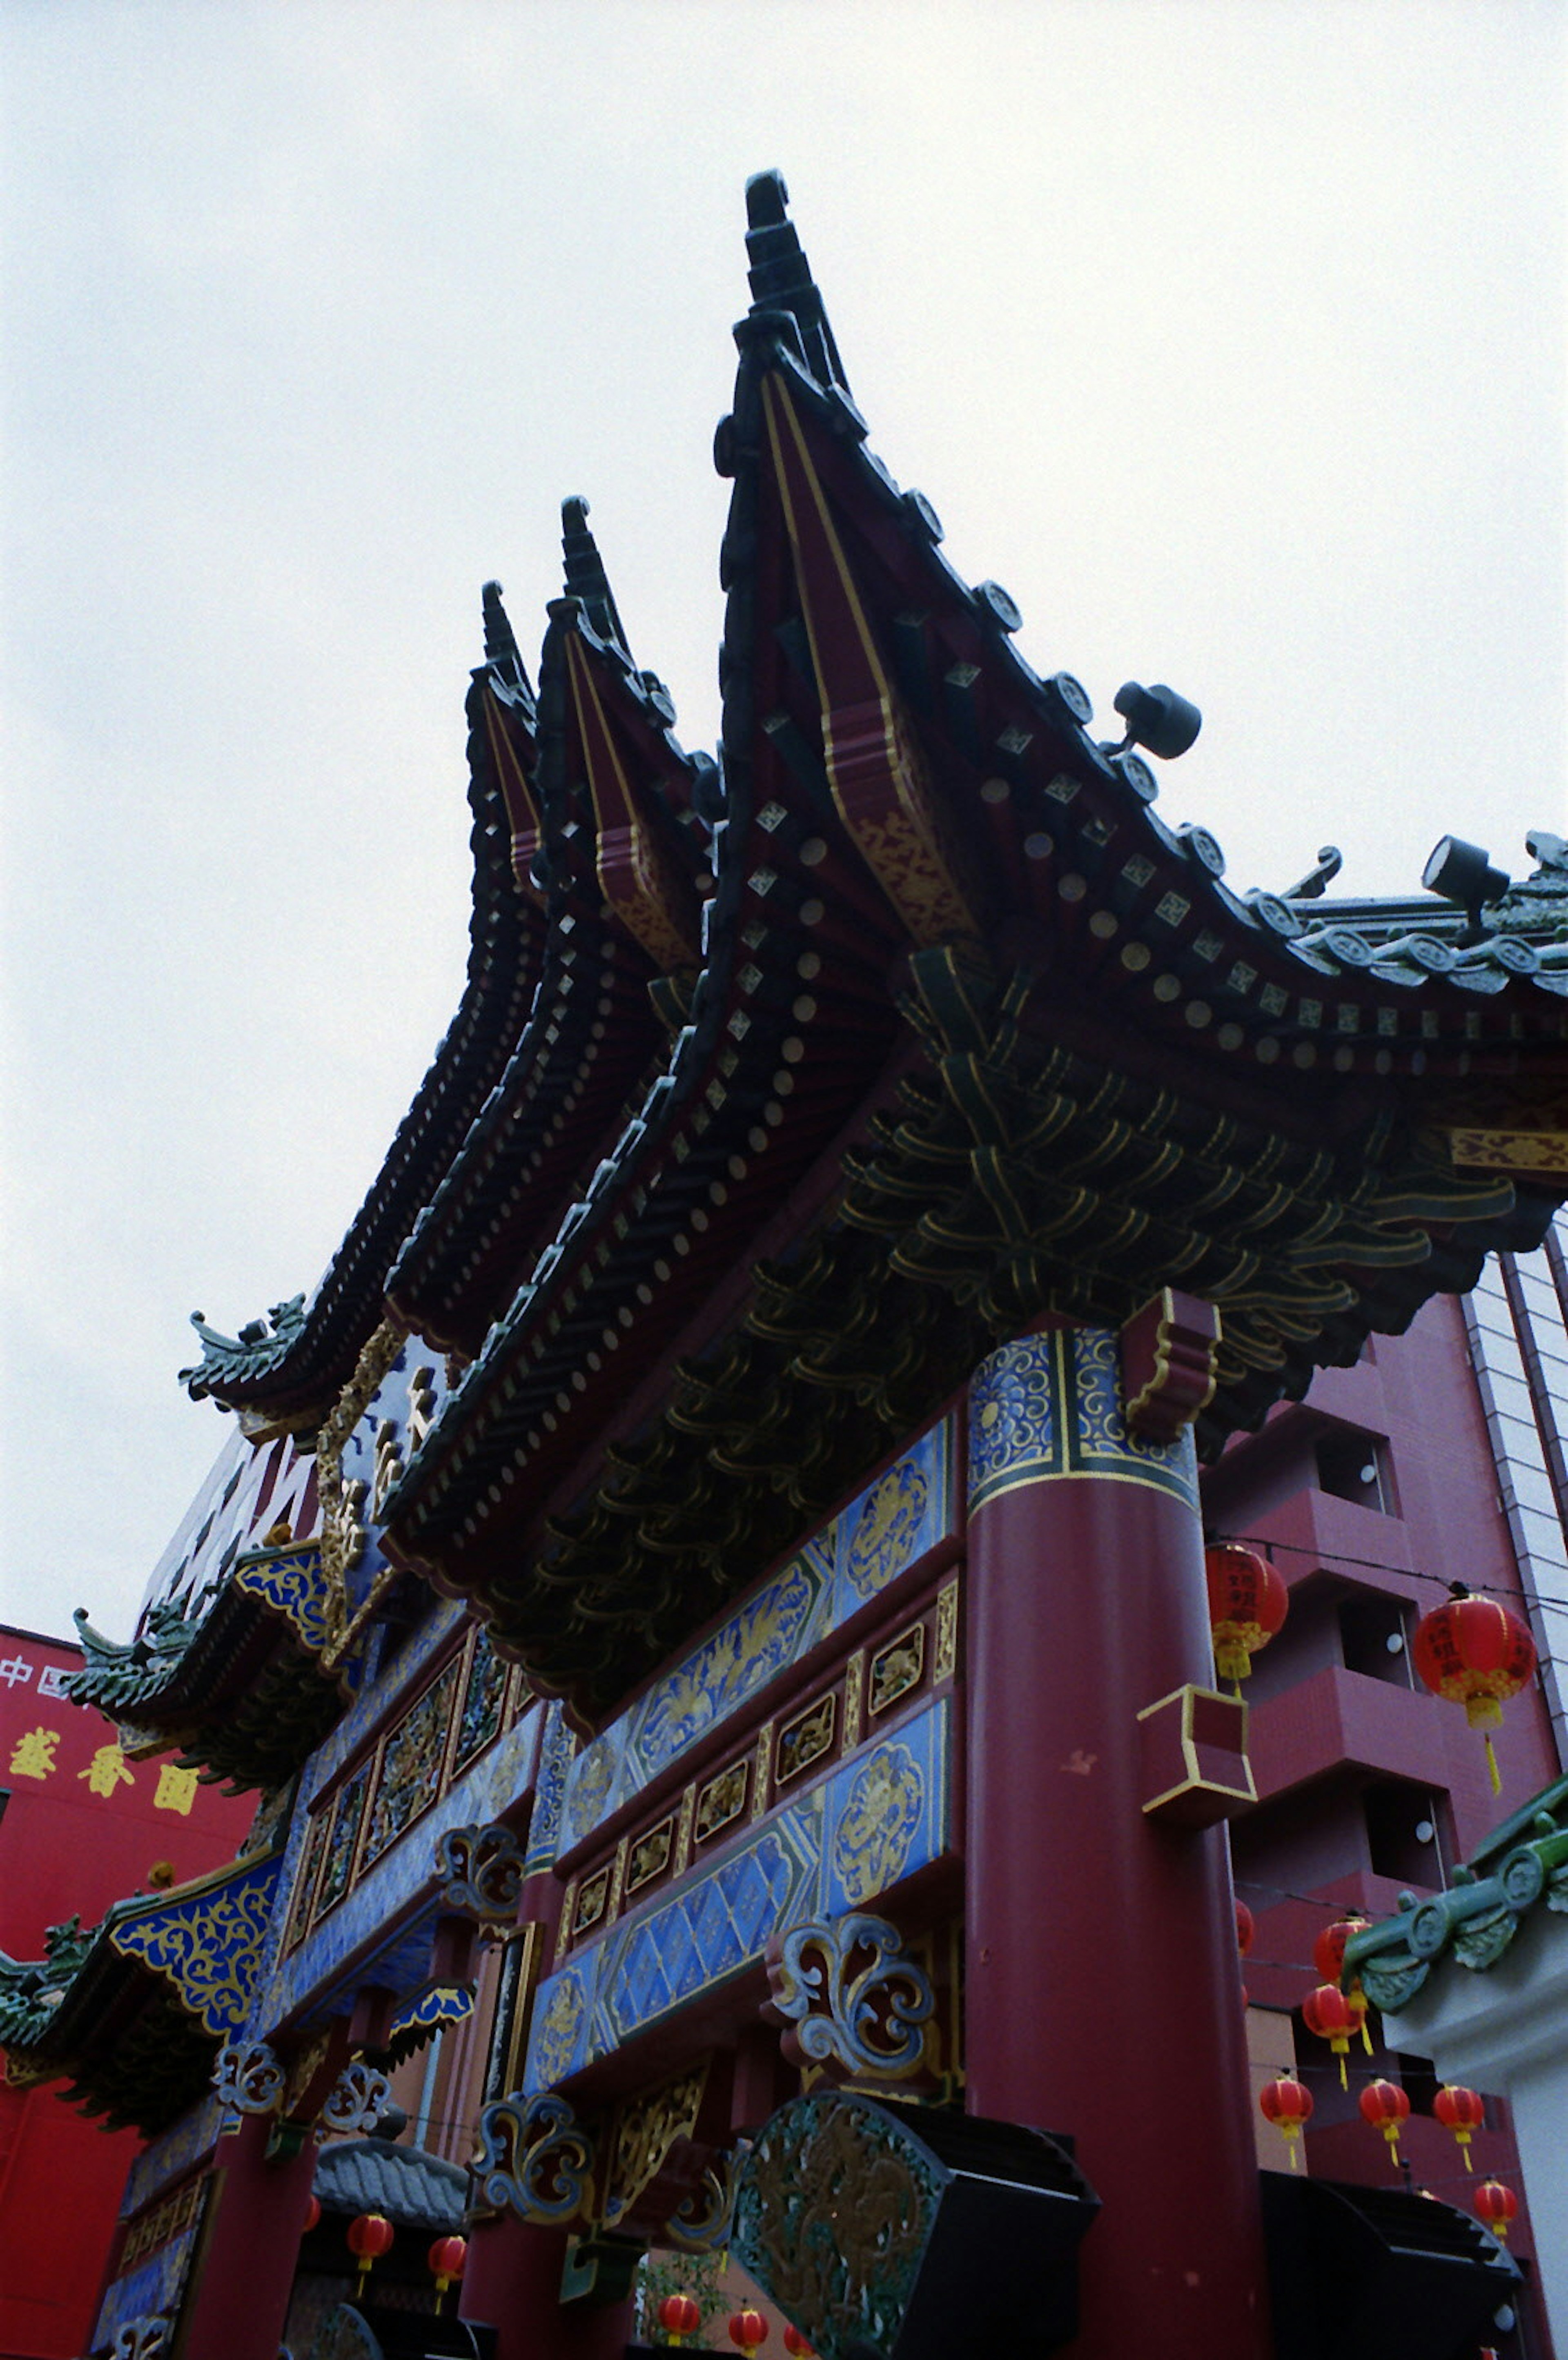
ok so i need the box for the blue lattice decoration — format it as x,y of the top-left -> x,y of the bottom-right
523,1697 -> 951,2091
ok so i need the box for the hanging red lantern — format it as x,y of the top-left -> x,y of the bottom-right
1358,2078 -> 1412,2164
1474,2180 -> 1519,2242
1258,2075 -> 1313,2170
1312,1914 -> 1370,1984
783,2331 -> 816,2358
1412,1588 -> 1536,1794
301,2195 -> 321,2234
729,2310 -> 769,2358
658,2293 -> 704,2347
1205,1543 -> 1288,1694
1432,2084 -> 1485,2171
428,2235 -> 467,2309
346,2211 -> 394,2288
1235,1899 -> 1254,1956
1301,1982 -> 1368,2088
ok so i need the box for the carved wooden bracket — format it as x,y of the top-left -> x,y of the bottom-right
1120,1289 -> 1221,1442
763,1912 -> 935,2084
318,2057 -> 393,2136
211,2037 -> 285,2116
435,1821 -> 526,1922
475,2089 -> 598,2227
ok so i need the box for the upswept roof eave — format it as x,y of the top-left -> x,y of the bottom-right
178,611 -> 546,1418
384,509 -> 716,1351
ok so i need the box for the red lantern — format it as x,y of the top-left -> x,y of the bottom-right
1302,1982 -> 1368,2088
659,2293 -> 704,2347
1358,2077 -> 1412,2164
783,2331 -> 816,2358
1205,1543 -> 1288,1692
729,2311 -> 769,2358
1412,1589 -> 1536,1794
1312,1914 -> 1370,1984
1433,2083 -> 1485,2171
1474,2179 -> 1519,2242
1258,2075 -> 1312,2170
428,2235 -> 466,2309
301,2195 -> 321,2234
346,2211 -> 394,2287
1235,1899 -> 1254,1956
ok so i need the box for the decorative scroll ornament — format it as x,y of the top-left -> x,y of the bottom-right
474,2090 -> 597,2224
318,2060 -> 393,2137
600,2062 -> 711,2233
111,2318 -> 169,2360
665,2147 -> 744,2253
211,2039 -> 285,2115
435,1822 -> 525,1922
765,1914 -> 934,2081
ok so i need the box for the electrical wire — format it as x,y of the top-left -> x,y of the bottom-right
1212,1530 -> 1568,1625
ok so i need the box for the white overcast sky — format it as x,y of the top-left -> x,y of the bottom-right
2,1 -> 1563,1642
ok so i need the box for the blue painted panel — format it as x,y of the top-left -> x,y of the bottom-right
257,1703 -> 540,2033
549,1418 -> 956,1861
93,2218 -> 203,2352
521,1695 -> 951,2093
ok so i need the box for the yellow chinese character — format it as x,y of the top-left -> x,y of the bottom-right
152,1763 -> 199,1816
8,1727 -> 59,1779
77,1742 -> 135,1797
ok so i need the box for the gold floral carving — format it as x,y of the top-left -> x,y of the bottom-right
751,1724 -> 774,1823
842,1654 -> 866,1751
776,1694 -> 836,1786
573,1869 -> 610,1937
1446,1125 -> 1568,1177
626,1819 -> 673,1895
934,1581 -> 959,1683
317,1319 -> 405,1659
869,1626 -> 924,1718
600,2060 -> 710,2231
673,1784 -> 697,1876
695,1760 -> 747,1845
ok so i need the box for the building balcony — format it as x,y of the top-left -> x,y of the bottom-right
1248,1665 -> 1449,1807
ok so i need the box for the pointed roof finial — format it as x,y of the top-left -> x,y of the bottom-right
560,497 -> 631,659
743,169 -> 849,395
481,580 -> 533,698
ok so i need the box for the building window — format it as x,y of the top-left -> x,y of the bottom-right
1315,1430 -> 1395,1514
1337,1592 -> 1414,1685
1363,1781 -> 1448,1887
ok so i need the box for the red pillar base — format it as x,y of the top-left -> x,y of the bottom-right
460,2215 -> 634,2360
180,2113 -> 318,2360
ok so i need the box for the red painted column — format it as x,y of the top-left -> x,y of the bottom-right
179,2113 -> 318,2360
460,2217 -> 632,2360
964,1326 -> 1270,2360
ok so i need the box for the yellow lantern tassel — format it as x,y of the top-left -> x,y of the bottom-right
1338,2053 -> 1348,2090
1361,2019 -> 1374,2054
1485,1733 -> 1501,1794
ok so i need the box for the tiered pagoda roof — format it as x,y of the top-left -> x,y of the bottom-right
67,1539 -> 342,1790
174,173 -> 1568,1724
177,588 -> 546,1429
0,1841 -> 282,2134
